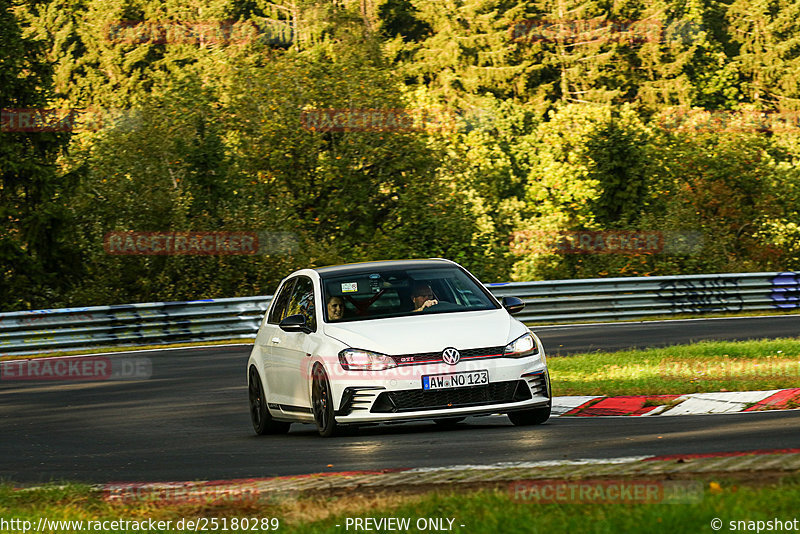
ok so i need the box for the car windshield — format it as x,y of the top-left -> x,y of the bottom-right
321,266 -> 499,322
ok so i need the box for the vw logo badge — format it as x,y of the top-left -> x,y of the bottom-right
442,347 -> 460,365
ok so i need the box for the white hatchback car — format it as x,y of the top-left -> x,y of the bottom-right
247,259 -> 551,436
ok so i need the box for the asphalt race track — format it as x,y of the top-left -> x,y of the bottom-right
1,315 -> 799,484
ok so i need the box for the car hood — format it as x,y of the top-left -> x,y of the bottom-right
322,309 -> 526,354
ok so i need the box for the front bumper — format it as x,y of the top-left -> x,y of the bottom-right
328,356 -> 550,424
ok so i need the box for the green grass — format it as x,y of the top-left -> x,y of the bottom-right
298,477 -> 800,534
548,337 -> 800,396
3,477 -> 799,533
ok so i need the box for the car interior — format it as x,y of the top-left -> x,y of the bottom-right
322,269 -> 492,322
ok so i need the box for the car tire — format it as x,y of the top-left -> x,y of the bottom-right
249,367 -> 291,435
311,364 -> 339,437
433,417 -> 466,427
508,404 -> 551,426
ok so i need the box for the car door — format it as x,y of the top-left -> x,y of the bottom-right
270,275 -> 318,410
261,277 -> 295,404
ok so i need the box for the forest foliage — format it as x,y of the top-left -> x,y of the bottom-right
2,0 -> 800,310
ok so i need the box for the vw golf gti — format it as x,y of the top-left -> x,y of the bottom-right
247,258 -> 551,436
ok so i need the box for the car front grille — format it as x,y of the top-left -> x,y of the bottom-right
370,379 -> 531,413
390,346 -> 506,365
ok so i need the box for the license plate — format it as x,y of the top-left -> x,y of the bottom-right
422,370 -> 489,390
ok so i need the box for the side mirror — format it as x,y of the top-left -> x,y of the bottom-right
501,296 -> 525,315
279,313 -> 312,333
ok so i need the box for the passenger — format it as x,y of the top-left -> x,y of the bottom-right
411,283 -> 438,312
327,296 -> 345,321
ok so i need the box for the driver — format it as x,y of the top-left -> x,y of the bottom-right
327,296 -> 345,321
411,283 -> 438,312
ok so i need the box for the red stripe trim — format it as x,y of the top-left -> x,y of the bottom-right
396,354 -> 504,366
743,388 -> 800,411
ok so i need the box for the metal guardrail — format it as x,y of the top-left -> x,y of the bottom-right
486,271 -> 799,324
1,272 -> 798,356
0,297 -> 270,356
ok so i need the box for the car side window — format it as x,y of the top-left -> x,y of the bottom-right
267,278 -> 296,324
285,276 -> 317,332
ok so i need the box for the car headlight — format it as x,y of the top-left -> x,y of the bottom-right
503,332 -> 538,358
339,348 -> 397,370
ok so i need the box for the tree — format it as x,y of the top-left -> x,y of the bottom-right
510,103 -> 653,280
392,0 -> 534,103
641,122 -> 796,273
726,0 -> 800,109
0,0 -> 78,310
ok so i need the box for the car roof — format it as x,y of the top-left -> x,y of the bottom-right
314,259 -> 455,277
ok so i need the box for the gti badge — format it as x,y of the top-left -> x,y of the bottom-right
442,347 -> 461,365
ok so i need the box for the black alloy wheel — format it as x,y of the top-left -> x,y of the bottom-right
311,364 -> 339,437
249,367 -> 291,435
508,403 -> 551,426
